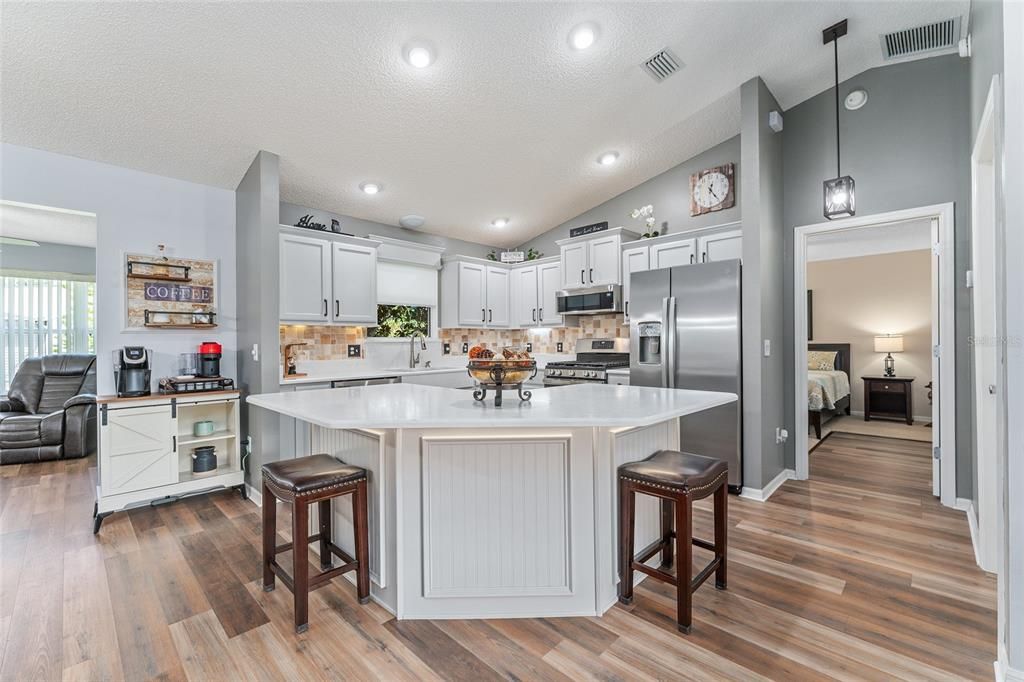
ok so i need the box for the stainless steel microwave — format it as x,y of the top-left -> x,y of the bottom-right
555,284 -> 622,315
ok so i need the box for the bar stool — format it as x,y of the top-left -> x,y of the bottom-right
262,454 -> 370,633
617,450 -> 728,634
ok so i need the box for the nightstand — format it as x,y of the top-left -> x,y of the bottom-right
862,376 -> 915,425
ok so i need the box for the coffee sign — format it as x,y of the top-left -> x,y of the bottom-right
144,281 -> 213,303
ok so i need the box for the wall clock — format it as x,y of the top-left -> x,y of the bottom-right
690,163 -> 735,216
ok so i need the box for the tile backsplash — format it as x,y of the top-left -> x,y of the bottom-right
281,314 -> 627,364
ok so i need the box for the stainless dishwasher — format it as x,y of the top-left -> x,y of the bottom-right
331,377 -> 399,388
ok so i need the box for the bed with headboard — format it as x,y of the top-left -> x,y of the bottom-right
807,343 -> 852,439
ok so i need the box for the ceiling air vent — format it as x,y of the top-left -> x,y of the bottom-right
880,17 -> 961,60
642,48 -> 682,82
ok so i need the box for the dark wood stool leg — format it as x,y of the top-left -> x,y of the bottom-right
675,491 -> 693,634
659,497 -> 675,569
352,479 -> 371,604
262,481 -> 276,592
318,499 -> 333,570
292,499 -> 310,633
714,482 -> 728,590
617,479 -> 636,605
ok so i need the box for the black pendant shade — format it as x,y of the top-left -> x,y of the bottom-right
823,19 -> 855,220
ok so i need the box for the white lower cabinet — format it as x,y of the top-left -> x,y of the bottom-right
96,392 -> 244,526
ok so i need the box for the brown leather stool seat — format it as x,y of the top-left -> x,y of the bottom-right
262,454 -> 370,633
618,450 -> 728,634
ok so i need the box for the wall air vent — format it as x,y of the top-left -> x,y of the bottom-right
641,48 -> 683,82
880,17 -> 961,60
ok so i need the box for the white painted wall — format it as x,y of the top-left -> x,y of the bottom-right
0,143 -> 237,395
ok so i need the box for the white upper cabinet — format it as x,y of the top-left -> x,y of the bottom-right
650,238 -> 698,269
557,228 -> 638,290
513,265 -> 539,327
280,230 -> 380,324
485,266 -> 510,327
332,242 -> 378,324
621,245 -> 650,322
538,261 -> 562,326
698,228 -> 743,263
588,235 -> 621,286
456,261 -> 488,326
560,242 -> 588,289
280,233 -> 331,322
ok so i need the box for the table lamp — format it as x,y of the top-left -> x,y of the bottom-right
874,334 -> 904,377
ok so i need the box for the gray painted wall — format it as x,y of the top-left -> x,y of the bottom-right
740,78 -> 787,489
781,55 -> 973,497
280,202 -> 493,260
0,241 -> 95,276
517,136 -> 741,255
236,151 -> 284,487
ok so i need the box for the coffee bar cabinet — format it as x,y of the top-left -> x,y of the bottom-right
94,391 -> 244,532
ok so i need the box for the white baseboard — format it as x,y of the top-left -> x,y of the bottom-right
740,469 -> 795,502
246,483 -> 262,507
956,498 -> 982,569
997,643 -> 1024,681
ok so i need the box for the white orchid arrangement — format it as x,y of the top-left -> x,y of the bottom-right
630,204 -> 660,238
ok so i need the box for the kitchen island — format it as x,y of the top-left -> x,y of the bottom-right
248,383 -> 736,620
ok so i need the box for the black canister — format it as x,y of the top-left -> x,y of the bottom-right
191,446 -> 217,474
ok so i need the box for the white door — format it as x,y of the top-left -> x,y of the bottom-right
486,266 -> 510,327
621,245 -> 650,321
280,234 -> 331,321
561,242 -> 588,289
651,238 -> 697,269
100,404 -> 177,494
930,217 -> 942,497
538,262 -> 562,325
698,229 -> 743,263
513,265 -> 539,327
457,262 -> 487,326
332,243 -> 378,324
588,236 -> 620,285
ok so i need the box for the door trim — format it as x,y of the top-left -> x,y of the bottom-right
793,203 -> 956,508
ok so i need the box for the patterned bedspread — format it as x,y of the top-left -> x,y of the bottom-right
808,370 -> 851,411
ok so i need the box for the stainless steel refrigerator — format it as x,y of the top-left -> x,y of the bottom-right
629,260 -> 742,491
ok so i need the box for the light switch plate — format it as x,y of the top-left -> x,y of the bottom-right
347,344 -> 361,358
763,339 -> 771,357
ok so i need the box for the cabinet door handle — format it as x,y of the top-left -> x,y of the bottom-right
488,309 -> 493,323
335,300 -> 340,317
690,253 -> 694,265
532,308 -> 536,322
625,301 -> 629,316
539,307 -> 543,320
323,299 -> 328,316
702,252 -> 707,263
172,435 -> 177,451
581,269 -> 585,284
482,308 -> 486,322
589,267 -> 593,283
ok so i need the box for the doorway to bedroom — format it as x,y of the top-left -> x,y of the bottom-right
794,204 -> 956,507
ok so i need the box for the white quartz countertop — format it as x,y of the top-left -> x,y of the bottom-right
248,383 -> 736,429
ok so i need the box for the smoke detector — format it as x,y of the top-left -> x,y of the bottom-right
880,17 -> 961,61
399,215 -> 426,229
641,48 -> 683,82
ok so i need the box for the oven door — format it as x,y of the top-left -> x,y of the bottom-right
543,377 -> 599,387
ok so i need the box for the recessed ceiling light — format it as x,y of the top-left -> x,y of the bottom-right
492,218 -> 509,228
569,23 -> 598,50
360,182 -> 381,195
598,151 -> 619,166
406,45 -> 433,68
844,88 -> 868,110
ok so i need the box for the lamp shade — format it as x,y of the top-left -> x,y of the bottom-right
874,335 -> 904,353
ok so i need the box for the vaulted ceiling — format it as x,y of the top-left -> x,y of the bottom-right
1,1 -> 967,247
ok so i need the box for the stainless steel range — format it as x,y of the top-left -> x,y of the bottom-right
543,338 -> 629,386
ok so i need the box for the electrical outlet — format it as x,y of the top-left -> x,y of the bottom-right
443,343 -> 451,355
775,427 -> 789,444
557,342 -> 564,353
526,342 -> 533,353
347,344 -> 361,358
462,343 -> 469,353
763,339 -> 771,357
250,343 -> 259,361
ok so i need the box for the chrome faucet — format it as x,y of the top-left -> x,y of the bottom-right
410,334 -> 427,368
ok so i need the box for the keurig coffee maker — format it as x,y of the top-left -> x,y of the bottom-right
114,347 -> 152,397
197,342 -> 222,377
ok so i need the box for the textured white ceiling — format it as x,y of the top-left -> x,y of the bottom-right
0,1 -> 966,247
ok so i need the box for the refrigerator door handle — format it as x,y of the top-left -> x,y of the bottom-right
666,296 -> 678,389
660,297 -> 671,388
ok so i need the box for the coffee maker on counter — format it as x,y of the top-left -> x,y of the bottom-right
114,347 -> 152,397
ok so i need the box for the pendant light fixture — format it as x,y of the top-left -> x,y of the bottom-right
822,19 -> 855,220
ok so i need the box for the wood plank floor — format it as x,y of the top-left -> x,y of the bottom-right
0,433 -> 995,680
